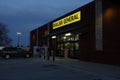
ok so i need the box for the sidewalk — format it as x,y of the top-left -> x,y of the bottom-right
48,57 -> 120,80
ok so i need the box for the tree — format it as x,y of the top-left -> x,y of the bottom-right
0,23 -> 12,46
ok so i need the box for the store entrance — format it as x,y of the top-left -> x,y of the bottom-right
57,33 -> 79,58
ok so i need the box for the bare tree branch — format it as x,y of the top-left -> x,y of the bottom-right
0,22 -> 12,46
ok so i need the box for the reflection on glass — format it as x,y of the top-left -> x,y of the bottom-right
75,34 -> 79,41
56,33 -> 79,58
75,43 -> 79,50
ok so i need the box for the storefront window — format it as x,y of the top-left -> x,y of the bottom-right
56,33 -> 79,58
75,34 -> 79,41
71,36 -> 74,41
75,43 -> 79,50
66,36 -> 70,41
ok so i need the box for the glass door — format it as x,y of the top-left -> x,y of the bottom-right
56,33 -> 79,58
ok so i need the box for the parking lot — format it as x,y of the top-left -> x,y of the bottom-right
0,57 -> 120,80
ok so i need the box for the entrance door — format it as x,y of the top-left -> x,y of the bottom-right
56,33 -> 79,58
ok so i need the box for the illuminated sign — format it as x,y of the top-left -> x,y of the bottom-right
52,11 -> 81,29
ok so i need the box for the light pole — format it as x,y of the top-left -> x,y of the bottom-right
17,32 -> 21,47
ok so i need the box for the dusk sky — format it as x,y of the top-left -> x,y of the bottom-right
0,0 -> 93,46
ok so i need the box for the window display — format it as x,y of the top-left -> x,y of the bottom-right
56,33 -> 79,58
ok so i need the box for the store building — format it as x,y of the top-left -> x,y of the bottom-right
30,0 -> 120,65
30,24 -> 48,56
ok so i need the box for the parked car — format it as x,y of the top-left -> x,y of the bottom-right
0,47 -> 33,59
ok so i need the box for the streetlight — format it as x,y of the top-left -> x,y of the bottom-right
17,32 -> 21,47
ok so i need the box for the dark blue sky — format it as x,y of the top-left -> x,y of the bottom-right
0,0 -> 93,46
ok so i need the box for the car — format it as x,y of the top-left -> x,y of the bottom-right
0,47 -> 33,59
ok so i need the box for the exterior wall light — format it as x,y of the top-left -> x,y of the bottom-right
63,36 -> 66,39
65,33 -> 71,36
52,36 -> 56,39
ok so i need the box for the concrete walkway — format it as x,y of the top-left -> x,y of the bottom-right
48,57 -> 120,80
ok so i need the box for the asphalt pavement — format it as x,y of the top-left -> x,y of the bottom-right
0,56 -> 120,80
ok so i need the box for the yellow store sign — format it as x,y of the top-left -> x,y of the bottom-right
52,11 -> 81,29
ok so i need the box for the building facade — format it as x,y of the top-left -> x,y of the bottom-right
30,0 -> 120,65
